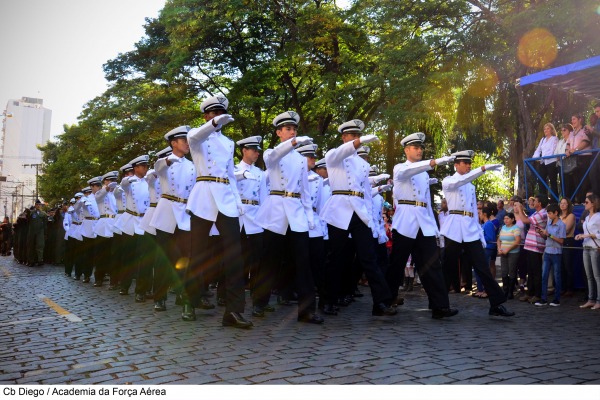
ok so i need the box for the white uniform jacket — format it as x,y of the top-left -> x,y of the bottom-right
441,169 -> 486,244
67,206 -> 83,241
63,209 -> 72,240
391,160 -> 439,238
93,186 -> 117,238
235,161 -> 267,234
320,179 -> 331,240
254,138 -> 313,235
139,170 -> 161,235
115,175 -> 150,236
320,141 -> 373,230
187,121 -> 241,221
307,171 -> 325,238
74,194 -> 100,239
150,156 -> 196,233
112,185 -> 126,235
371,192 -> 388,244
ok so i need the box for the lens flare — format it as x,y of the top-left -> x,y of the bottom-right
467,65 -> 499,98
517,28 -> 558,69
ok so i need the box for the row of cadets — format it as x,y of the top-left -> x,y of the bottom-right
184,95 -> 252,328
64,194 -> 82,278
297,143 -> 327,315
74,180 -> 101,282
234,136 -> 268,316
116,154 -> 152,302
151,127 -> 196,312
253,111 -> 323,324
320,119 -> 397,317
441,150 -> 514,317
110,163 -> 134,290
385,132 -> 458,319
92,170 -> 119,287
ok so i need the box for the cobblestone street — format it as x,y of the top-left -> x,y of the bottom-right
1,255 -> 599,385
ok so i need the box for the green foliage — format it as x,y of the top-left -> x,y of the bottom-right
471,154 -> 512,201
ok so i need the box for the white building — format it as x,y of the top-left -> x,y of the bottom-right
1,97 -> 52,215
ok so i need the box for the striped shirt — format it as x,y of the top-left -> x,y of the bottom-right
524,208 -> 547,253
499,224 -> 521,254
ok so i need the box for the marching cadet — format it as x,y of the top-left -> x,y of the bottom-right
27,199 -> 47,266
185,95 -> 251,328
93,171 -> 118,287
320,119 -> 396,317
385,132 -> 458,319
314,158 -> 331,239
151,136 -> 195,313
441,150 -> 514,317
74,181 -> 101,282
296,143 -> 328,314
116,155 -> 152,303
69,193 -> 84,279
110,164 -> 133,290
234,136 -> 268,317
254,111 -> 323,324
63,198 -> 75,277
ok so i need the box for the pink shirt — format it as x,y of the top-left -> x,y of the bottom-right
567,128 -> 591,155
524,208 -> 547,253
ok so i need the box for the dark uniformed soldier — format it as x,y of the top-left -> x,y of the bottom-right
27,200 -> 47,266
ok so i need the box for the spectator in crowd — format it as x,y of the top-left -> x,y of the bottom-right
514,194 -> 548,304
555,124 -> 573,199
558,197 -> 576,297
532,123 -> 559,198
535,203 -> 566,307
584,105 -> 600,196
496,199 -> 506,227
576,194 -> 600,310
497,212 -> 520,299
565,113 -> 592,203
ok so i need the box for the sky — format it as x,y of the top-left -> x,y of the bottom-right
0,0 -> 166,139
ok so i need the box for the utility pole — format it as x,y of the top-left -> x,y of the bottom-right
22,163 -> 42,200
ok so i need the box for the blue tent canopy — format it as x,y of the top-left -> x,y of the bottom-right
517,55 -> 600,100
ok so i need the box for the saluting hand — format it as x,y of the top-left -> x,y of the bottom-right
212,114 -> 235,128
360,134 -> 379,144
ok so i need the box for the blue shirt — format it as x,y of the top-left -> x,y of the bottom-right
483,220 -> 498,249
545,218 -> 566,255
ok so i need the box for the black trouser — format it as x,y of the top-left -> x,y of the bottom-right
537,162 -> 558,199
573,156 -> 593,203
110,233 -> 124,287
94,236 -> 113,284
388,229 -> 450,309
561,237 -> 575,292
186,212 -> 245,313
120,233 -> 153,295
309,236 -> 326,300
72,238 -> 84,278
525,249 -> 543,298
64,238 -> 74,276
155,228 -> 191,302
241,228 -> 263,290
326,213 -> 392,306
255,228 -> 315,316
80,236 -> 97,278
444,238 -> 506,307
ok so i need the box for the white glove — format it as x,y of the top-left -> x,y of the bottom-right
167,154 -> 181,163
372,173 -> 390,183
428,178 -> 438,186
294,136 -> 313,146
484,164 -> 503,172
378,184 -> 393,193
237,204 -> 245,216
243,170 -> 257,181
213,114 -> 235,128
360,134 -> 379,144
107,182 -> 118,190
435,155 -> 455,166
308,221 -> 316,230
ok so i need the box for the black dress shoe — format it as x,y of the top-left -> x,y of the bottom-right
93,281 -> 102,287
119,289 -> 128,295
154,300 -> 166,312
297,313 -> 324,324
222,312 -> 253,329
198,297 -> 216,309
263,304 -> 275,312
432,308 -> 459,319
182,304 -> 196,321
73,276 -> 81,281
372,303 -> 397,316
135,294 -> 145,303
252,306 -> 265,317
82,277 -> 90,283
489,304 -> 515,317
322,304 -> 338,316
